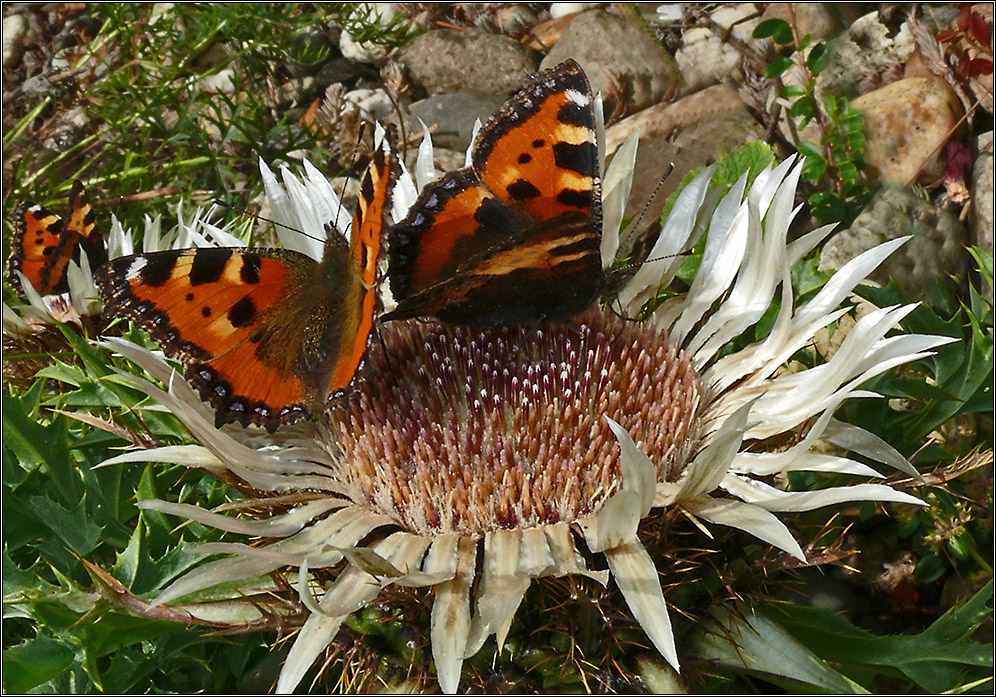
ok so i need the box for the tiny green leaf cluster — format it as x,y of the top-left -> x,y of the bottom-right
753,17 -> 871,226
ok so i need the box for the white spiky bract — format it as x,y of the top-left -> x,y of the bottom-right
90,121 -> 950,695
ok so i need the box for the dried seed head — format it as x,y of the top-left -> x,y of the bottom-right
326,310 -> 701,537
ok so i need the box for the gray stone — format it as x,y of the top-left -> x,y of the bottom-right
3,14 -> 26,70
409,92 -> 508,151
396,29 -> 539,96
541,9 -> 682,118
675,4 -> 760,93
344,87 -> 394,122
972,132 -> 993,253
286,25 -> 337,78
820,187 -> 970,301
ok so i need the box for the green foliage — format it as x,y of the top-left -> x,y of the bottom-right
689,582 -> 993,693
845,248 -> 993,460
2,322 -> 280,692
337,2 -> 422,47
753,17 -> 871,226
661,140 -> 776,222
3,4 -> 413,225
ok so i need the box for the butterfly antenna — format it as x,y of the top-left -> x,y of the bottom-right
622,161 -> 674,240
331,121 -> 368,239
211,200 -> 326,245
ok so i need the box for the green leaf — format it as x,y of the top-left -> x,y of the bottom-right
2,635 -> 75,693
765,56 -> 795,78
773,23 -> 796,45
23,496 -> 104,555
805,42 -> 831,74
692,605 -> 868,692
711,141 -> 776,193
2,394 -> 71,476
796,141 -> 823,159
781,84 -> 807,99
768,587 -> 994,693
789,95 -> 816,119
753,18 -> 792,39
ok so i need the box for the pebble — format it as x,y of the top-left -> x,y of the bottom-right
396,28 -> 538,95
675,4 -> 759,93
339,3 -> 397,65
550,3 -> 598,20
3,14 -> 26,70
819,187 -> 969,301
853,76 -> 965,186
408,92 -> 507,151
541,9 -> 682,117
344,87 -> 394,122
604,83 -> 767,223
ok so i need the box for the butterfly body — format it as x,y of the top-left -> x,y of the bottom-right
97,136 -> 397,431
7,180 -> 105,295
383,59 -> 608,328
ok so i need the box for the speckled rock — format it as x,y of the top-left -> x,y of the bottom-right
674,4 -> 759,93
409,92 -> 508,151
853,76 -> 965,186
972,132 -> 993,253
820,187 -> 970,300
396,29 -> 539,96
816,11 -> 916,99
541,9 -> 682,118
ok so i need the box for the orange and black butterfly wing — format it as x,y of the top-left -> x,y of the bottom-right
95,135 -> 398,430
7,181 -> 103,295
97,247 -> 322,428
7,199 -> 65,294
385,208 -> 598,326
472,58 -> 601,229
302,130 -> 399,403
384,59 -> 604,327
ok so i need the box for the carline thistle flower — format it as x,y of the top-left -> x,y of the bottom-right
98,124 -> 948,693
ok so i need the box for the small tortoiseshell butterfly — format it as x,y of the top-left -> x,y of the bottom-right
383,59 -> 619,328
96,135 -> 399,431
7,180 -> 105,295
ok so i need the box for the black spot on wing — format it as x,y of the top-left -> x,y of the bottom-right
557,100 -> 595,129
473,196 -> 520,233
360,171 -> 374,204
228,296 -> 257,327
138,251 -> 182,287
240,254 -> 261,283
557,189 -> 592,209
506,179 -> 541,201
553,141 -> 597,177
189,249 -> 231,286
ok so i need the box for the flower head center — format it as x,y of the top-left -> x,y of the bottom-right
327,310 -> 701,537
